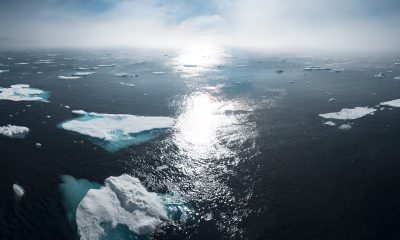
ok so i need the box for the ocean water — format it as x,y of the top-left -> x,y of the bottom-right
1,47 -> 400,239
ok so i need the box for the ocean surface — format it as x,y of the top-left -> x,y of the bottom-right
1,47 -> 400,239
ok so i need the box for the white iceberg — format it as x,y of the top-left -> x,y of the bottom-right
72,72 -> 95,76
394,76 -> 400,80
59,110 -> 175,151
338,124 -> 352,130
380,99 -> 400,107
323,121 -> 336,126
0,70 -> 9,73
120,82 -> 135,87
152,71 -> 165,75
76,67 -> 97,70
319,107 -> 376,120
303,66 -> 332,71
13,183 -> 25,198
374,72 -> 385,78
98,64 -> 117,67
0,124 -> 30,138
0,84 -> 49,102
15,62 -> 29,65
58,76 -> 82,80
76,174 -> 167,240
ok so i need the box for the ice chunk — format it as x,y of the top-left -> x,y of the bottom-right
0,84 -> 49,102
35,143 -> 42,148
76,67 -> 97,70
338,124 -> 352,130
156,165 -> 169,171
115,73 -> 133,77
0,70 -> 10,73
319,107 -> 376,120
120,82 -> 135,87
328,98 -> 337,102
76,174 -> 167,239
303,66 -> 332,71
13,183 -> 25,198
59,110 -> 175,151
394,76 -> 400,80
0,124 -> 29,138
374,72 -> 385,78
98,64 -> 117,67
380,99 -> 400,107
58,76 -> 81,80
152,71 -> 165,75
72,72 -> 95,76
15,62 -> 29,65
323,121 -> 336,126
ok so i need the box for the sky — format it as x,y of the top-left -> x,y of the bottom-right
0,0 -> 399,52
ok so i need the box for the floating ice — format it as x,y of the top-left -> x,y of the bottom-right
58,76 -> 81,80
152,71 -> 165,75
76,67 -> 97,70
0,84 -> 49,102
156,165 -> 169,171
319,107 -> 376,120
59,110 -> 175,151
338,124 -> 352,130
15,62 -> 29,65
374,72 -> 385,78
120,82 -> 135,87
380,99 -> 400,107
72,72 -> 95,76
35,143 -> 42,148
98,64 -> 117,67
394,63 -> 400,66
0,124 -> 30,138
13,183 -> 25,198
328,98 -> 337,102
303,66 -> 332,71
0,70 -> 9,73
394,76 -> 400,80
323,121 -> 336,126
115,73 -> 133,77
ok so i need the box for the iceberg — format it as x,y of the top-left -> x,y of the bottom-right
15,62 -> 29,65
98,64 -> 117,67
0,124 -> 29,138
323,121 -> 336,126
59,174 -> 193,240
115,73 -> 133,77
0,84 -> 49,102
394,76 -> 400,80
380,99 -> 400,107
338,124 -> 352,130
76,67 -> 97,70
119,82 -> 135,87
58,76 -> 81,80
13,183 -> 25,199
152,71 -> 165,75
72,72 -> 95,76
374,72 -> 385,78
319,107 -> 376,120
59,110 -> 175,152
0,70 -> 9,73
303,66 -> 332,71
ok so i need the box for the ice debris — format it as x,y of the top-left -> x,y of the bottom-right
0,84 -> 49,102
319,107 -> 376,120
0,124 -> 30,138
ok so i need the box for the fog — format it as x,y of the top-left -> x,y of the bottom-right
0,0 -> 399,52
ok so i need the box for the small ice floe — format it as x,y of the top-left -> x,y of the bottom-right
15,62 -> 29,65
46,115 -> 51,118
119,82 -> 135,87
35,143 -> 42,148
65,105 -> 70,109
13,183 -> 25,199
276,69 -> 284,74
115,73 -> 133,77
156,165 -> 169,171
306,82 -> 311,84
338,124 -> 352,130
0,84 -> 49,102
152,71 -> 165,75
394,76 -> 400,80
98,64 -> 117,67
76,67 -> 97,70
374,72 -> 385,78
380,99 -> 400,107
323,121 -> 336,126
236,64 -> 247,67
303,66 -> 332,71
394,62 -> 400,66
0,124 -> 30,138
35,59 -> 54,64
37,72 -> 42,74
72,72 -> 95,76
0,70 -> 10,73
319,107 -> 376,120
328,98 -> 337,102
58,76 -> 81,80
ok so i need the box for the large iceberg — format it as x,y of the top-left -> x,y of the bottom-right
319,107 -> 376,120
0,124 -> 30,138
59,110 -> 175,151
0,84 -> 49,102
380,99 -> 400,107
60,175 -> 192,240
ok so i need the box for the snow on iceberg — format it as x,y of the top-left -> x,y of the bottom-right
0,124 -> 30,138
59,110 -> 175,151
59,174 -> 193,240
380,99 -> 400,107
319,107 -> 376,120
58,76 -> 82,80
0,84 -> 49,102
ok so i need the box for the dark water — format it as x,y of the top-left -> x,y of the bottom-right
1,47 -> 400,239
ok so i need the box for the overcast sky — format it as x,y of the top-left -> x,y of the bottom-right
1,0 -> 399,52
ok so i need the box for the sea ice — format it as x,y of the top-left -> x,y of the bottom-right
76,67 -> 97,70
0,84 -> 49,102
319,107 -> 376,120
303,66 -> 332,71
0,70 -> 9,73
13,183 -> 25,198
380,99 -> 400,107
58,76 -> 82,80
338,124 -> 352,130
156,165 -> 169,171
323,121 -> 336,126
15,62 -> 29,65
394,76 -> 400,80
152,71 -> 165,75
0,124 -> 30,138
120,82 -> 135,87
59,110 -> 175,151
72,72 -> 95,76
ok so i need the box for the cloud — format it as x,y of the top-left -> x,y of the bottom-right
0,0 -> 399,52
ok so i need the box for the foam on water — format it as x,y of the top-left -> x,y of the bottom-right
380,99 -> 400,107
0,124 -> 30,138
59,110 -> 175,152
319,107 -> 376,120
0,84 -> 49,102
60,175 -> 192,239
